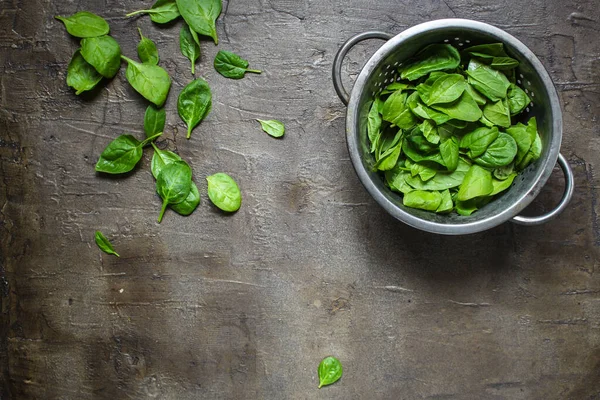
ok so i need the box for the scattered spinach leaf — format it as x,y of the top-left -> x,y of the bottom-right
67,50 -> 103,95
257,119 -> 285,138
171,181 -> 200,215
176,0 -> 222,44
206,173 -> 242,212
95,133 -> 162,174
137,28 -> 159,65
156,161 -> 192,222
177,78 -> 212,139
94,231 -> 120,257
80,35 -> 121,78
214,50 -> 262,79
55,12 -> 109,38
144,105 -> 166,138
180,24 -> 201,74
121,55 -> 171,107
126,0 -> 181,24
151,143 -> 182,179
318,356 -> 343,389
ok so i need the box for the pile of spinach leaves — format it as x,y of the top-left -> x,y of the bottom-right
368,43 -> 540,215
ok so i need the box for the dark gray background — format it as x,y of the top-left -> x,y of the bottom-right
1,0 -> 599,398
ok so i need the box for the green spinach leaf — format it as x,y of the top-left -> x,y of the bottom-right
420,120 -> 439,144
459,126 -> 499,158
95,133 -> 161,174
403,190 -> 442,211
156,161 -> 192,222
440,136 -> 459,171
214,50 -> 261,79
137,28 -> 159,65
318,356 -> 343,389
206,173 -> 242,212
151,144 -> 183,179
171,181 -> 200,215
431,91 -> 482,122
180,24 -> 201,74
436,189 -> 454,213
493,163 -> 514,180
407,92 -> 451,125
400,44 -> 461,81
404,158 -> 470,190
482,99 -> 511,128
457,164 -> 494,201
94,231 -> 120,257
67,50 -> 103,95
176,0 -> 222,44
121,55 -> 171,107
507,84 -> 530,115
375,140 -> 402,171
144,105 -> 166,138
80,35 -> 121,78
382,91 -> 417,129
368,97 -> 383,152
426,74 -> 466,105
257,119 -> 285,138
473,132 -> 518,168
490,173 -> 517,195
177,78 -> 212,139
126,0 -> 181,23
55,12 -> 109,38
506,123 -> 532,165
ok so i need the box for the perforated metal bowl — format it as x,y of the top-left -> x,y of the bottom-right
332,19 -> 574,235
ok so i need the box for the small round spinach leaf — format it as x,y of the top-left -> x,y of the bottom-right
206,173 -> 241,212
318,356 -> 343,388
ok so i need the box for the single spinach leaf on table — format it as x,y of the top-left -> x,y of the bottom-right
121,55 -> 171,107
257,119 -> 285,138
95,231 -> 120,257
180,24 -> 201,74
80,35 -> 121,78
382,90 -> 417,129
460,126 -> 499,158
318,356 -> 343,389
440,136 -> 459,171
457,164 -> 494,201
156,161 -> 192,222
431,91 -> 482,122
206,173 -> 242,212
214,50 -> 262,79
403,190 -> 442,211
126,0 -> 181,23
67,50 -> 103,95
55,12 -> 109,38
425,74 -> 466,106
137,28 -> 159,65
144,105 -> 166,138
177,0 -> 222,44
177,78 -> 212,139
482,99 -> 511,128
473,132 -> 518,168
95,133 -> 162,174
400,44 -> 461,81
507,83 -> 530,115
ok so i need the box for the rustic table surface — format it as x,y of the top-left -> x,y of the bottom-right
1,0 -> 599,398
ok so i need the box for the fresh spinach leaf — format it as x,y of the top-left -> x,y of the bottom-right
126,0 -> 181,23
55,12 -> 109,38
95,133 -> 161,174
407,92 -> 451,125
400,44 -> 461,81
482,99 -> 511,128
459,126 -> 499,158
171,181 -> 200,215
407,130 -> 438,154
431,91 -> 482,122
516,126 -> 541,171
426,74 -> 466,106
506,123 -> 532,165
455,198 -> 479,216
94,231 -> 120,257
436,189 -> 453,213
463,43 -> 508,58
176,0 -> 222,44
375,140 -> 402,171
404,158 -> 470,191
137,28 -> 159,65
177,78 -> 212,139
368,97 -> 383,152
416,83 -> 432,105
466,59 -> 510,101
381,82 -> 414,95
318,356 -> 343,389
151,143 -> 182,179
156,161 -> 192,222
457,164 -> 494,201
507,84 -> 530,115
180,24 -> 201,74
80,35 -> 121,78
386,168 -> 414,194
473,132 -> 518,168
420,120 -> 439,144
67,50 -> 103,95
493,163 -> 514,180
407,159 -> 437,181
440,136 -> 459,171
121,55 -> 171,107
403,190 -> 442,211
402,140 -> 445,167
257,119 -> 285,138
490,173 -> 517,195
214,50 -> 262,79
144,105 -> 166,138
465,83 -> 487,106
382,91 -> 417,129
206,173 -> 242,212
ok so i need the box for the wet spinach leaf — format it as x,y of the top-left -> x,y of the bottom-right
80,35 -> 121,78
177,78 -> 212,139
67,50 -> 103,95
318,356 -> 343,389
137,28 -> 159,65
457,164 -> 494,201
121,55 -> 171,107
180,24 -> 201,74
214,50 -> 262,79
257,119 -> 285,138
176,0 -> 222,44
95,231 -> 119,257
55,11 -> 109,38
156,161 -> 192,222
206,173 -> 242,212
400,44 -> 461,81
144,105 -> 166,138
126,0 -> 181,23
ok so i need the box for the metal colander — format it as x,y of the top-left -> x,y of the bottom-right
332,19 -> 574,235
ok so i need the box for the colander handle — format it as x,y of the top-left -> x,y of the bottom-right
511,153 -> 575,226
333,31 -> 393,106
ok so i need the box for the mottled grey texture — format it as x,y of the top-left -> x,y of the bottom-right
1,0 -> 599,399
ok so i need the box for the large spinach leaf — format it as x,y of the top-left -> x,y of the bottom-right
473,132 -> 518,168
400,44 -> 461,81
80,35 -> 121,78
121,55 -> 171,107
457,165 -> 494,201
126,0 -> 181,23
176,0 -> 222,44
55,12 -> 109,38
177,78 -> 212,139
67,50 -> 103,95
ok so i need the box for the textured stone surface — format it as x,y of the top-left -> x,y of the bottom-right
1,0 -> 600,399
